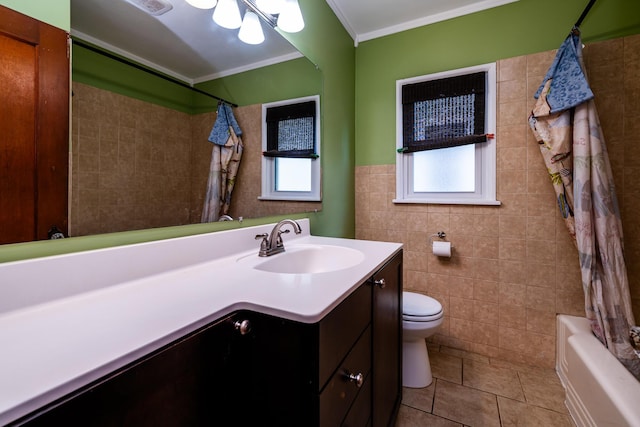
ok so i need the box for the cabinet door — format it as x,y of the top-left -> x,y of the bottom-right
241,311 -> 317,427
16,314 -> 254,426
371,251 -> 402,427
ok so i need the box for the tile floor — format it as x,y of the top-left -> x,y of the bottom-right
395,344 -> 575,427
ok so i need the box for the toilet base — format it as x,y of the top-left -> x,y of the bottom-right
402,338 -> 432,388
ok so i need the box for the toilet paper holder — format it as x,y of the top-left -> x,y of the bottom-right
428,231 -> 452,247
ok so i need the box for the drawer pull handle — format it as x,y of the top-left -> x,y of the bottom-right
345,372 -> 364,388
233,319 -> 252,335
374,278 -> 386,288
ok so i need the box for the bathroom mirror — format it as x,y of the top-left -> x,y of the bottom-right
65,0 -> 322,237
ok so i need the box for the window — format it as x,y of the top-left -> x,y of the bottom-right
395,63 -> 499,205
260,95 -> 321,201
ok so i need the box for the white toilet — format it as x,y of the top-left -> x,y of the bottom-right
402,291 -> 444,388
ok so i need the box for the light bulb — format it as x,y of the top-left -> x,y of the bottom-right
238,11 -> 265,44
185,0 -> 217,9
213,0 -> 242,29
256,0 -> 284,15
277,0 -> 304,33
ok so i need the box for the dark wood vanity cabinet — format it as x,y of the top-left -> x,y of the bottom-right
14,251 -> 402,427
15,313 -> 257,426
371,250 -> 403,427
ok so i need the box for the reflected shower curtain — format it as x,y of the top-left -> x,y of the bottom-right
529,33 -> 640,379
201,144 -> 222,222
201,103 -> 243,222
219,128 -> 243,216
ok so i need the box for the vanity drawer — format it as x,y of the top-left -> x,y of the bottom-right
342,374 -> 371,427
319,284 -> 371,387
319,326 -> 371,427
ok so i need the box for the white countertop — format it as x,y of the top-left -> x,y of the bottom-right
0,220 -> 402,425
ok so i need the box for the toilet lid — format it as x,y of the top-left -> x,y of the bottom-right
403,292 -> 443,321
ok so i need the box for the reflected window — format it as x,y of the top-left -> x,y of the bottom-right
276,158 -> 312,191
260,95 -> 321,201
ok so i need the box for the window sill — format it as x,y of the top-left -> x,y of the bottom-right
393,198 -> 501,206
258,195 -> 322,202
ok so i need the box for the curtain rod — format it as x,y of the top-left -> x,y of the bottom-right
71,38 -> 238,108
574,0 -> 597,29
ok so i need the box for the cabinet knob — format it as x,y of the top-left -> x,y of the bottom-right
233,319 -> 252,335
345,372 -> 364,388
374,278 -> 386,288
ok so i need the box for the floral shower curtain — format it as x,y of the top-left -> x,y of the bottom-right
528,32 -> 640,380
201,103 -> 243,222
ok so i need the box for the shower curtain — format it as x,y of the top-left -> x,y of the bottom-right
528,32 -> 640,380
201,103 -> 243,222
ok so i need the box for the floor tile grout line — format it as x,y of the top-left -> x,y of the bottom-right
406,346 -> 571,426
437,379 -> 527,404
432,373 -> 571,419
431,378 -> 437,413
496,394 -> 572,417
515,370 -> 528,404
431,377 -> 502,427
407,404 -> 467,427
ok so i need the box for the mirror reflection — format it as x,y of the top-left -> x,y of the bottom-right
68,0 -> 322,237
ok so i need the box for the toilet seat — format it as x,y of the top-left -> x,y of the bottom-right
403,292 -> 443,322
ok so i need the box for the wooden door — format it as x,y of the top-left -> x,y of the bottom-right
0,5 -> 69,244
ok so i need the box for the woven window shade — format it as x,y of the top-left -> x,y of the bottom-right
400,71 -> 487,153
264,100 -> 318,158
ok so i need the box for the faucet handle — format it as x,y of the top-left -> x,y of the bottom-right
276,229 -> 290,248
255,233 -> 269,253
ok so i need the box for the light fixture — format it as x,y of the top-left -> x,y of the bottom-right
238,10 -> 265,45
185,0 -> 217,9
255,0 -> 284,15
213,0 -> 242,29
277,0 -> 304,33
184,0 -> 304,45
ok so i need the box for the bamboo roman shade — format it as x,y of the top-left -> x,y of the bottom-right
263,100 -> 318,159
400,71 -> 487,153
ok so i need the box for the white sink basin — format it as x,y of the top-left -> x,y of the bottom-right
237,244 -> 365,274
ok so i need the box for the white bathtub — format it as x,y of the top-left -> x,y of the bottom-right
556,315 -> 640,427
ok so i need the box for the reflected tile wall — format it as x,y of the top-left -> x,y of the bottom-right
71,84 -> 320,235
355,34 -> 640,368
71,83 -> 192,235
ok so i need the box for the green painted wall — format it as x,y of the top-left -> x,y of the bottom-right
279,0 -> 356,238
0,213 -> 310,263
72,43 -> 198,114
355,0 -> 640,166
194,56 -> 322,113
72,44 -> 321,114
0,0 -> 69,30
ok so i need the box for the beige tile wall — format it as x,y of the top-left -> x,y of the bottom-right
71,84 -> 320,235
355,34 -> 640,368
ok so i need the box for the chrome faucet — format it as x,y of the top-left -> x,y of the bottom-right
255,219 -> 302,257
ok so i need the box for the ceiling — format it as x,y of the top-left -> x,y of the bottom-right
71,0 -> 301,84
328,0 -> 518,44
70,0 -> 518,84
